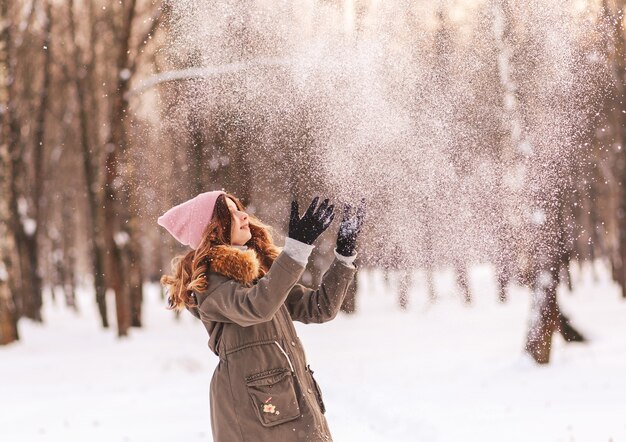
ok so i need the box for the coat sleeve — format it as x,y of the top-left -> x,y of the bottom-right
194,251 -> 306,327
285,258 -> 357,324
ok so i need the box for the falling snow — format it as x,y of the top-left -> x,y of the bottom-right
144,0 -> 609,270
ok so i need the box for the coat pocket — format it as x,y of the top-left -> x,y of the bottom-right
245,368 -> 301,427
307,365 -> 326,414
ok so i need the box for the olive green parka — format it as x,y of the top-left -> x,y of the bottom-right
186,245 -> 357,442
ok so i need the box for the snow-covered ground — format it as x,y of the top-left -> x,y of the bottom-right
2,261 -> 625,442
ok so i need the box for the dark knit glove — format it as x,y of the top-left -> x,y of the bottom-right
289,197 -> 335,245
336,199 -> 366,257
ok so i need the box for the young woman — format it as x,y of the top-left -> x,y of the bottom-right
158,190 -> 365,442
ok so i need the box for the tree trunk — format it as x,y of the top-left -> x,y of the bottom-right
4,0 -> 41,322
20,234 -> 43,321
0,138 -> 18,344
0,231 -> 18,345
127,192 -> 143,328
422,209 -> 436,303
61,193 -> 78,311
604,0 -> 626,297
103,0 -> 138,337
455,261 -> 471,305
188,115 -> 207,196
398,269 -> 411,310
16,0 -> 53,323
525,270 -> 559,364
0,0 -> 19,344
68,0 -> 109,327
496,264 -> 511,303
586,183 -> 600,263
525,188 -> 586,363
491,0 -> 527,304
0,280 -> 18,345
525,205 -> 562,364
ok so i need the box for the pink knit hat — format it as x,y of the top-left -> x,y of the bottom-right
157,191 -> 225,249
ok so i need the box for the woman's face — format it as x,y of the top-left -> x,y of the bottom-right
226,197 -> 252,246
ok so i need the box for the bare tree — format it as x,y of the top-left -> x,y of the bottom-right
490,0 -> 587,363
0,0 -> 19,343
602,0 -> 626,297
2,0 -> 54,322
102,0 -> 163,335
66,0 -> 109,327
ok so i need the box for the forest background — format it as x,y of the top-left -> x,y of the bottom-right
1,0 -> 626,366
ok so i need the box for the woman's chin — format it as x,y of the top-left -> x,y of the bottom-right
232,232 -> 252,246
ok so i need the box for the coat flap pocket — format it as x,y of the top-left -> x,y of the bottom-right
246,368 -> 289,386
246,368 -> 301,427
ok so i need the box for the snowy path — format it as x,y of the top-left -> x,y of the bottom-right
1,263 -> 625,442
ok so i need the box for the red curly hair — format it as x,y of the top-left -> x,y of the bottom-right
160,193 -> 280,311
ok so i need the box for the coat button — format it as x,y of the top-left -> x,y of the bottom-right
290,341 -> 296,347
307,388 -> 312,394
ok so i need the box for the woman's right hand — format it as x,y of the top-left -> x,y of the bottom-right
288,197 -> 335,245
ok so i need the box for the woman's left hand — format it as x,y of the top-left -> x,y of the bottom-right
336,199 -> 366,257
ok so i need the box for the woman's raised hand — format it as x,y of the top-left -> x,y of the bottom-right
289,197 -> 335,245
336,199 -> 366,257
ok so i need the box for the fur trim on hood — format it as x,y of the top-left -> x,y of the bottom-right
207,245 -> 263,286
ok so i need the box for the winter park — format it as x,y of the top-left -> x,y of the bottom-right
2,1 -> 626,441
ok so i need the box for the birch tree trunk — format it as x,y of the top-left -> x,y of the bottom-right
492,0 -> 585,363
492,0 -> 525,304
